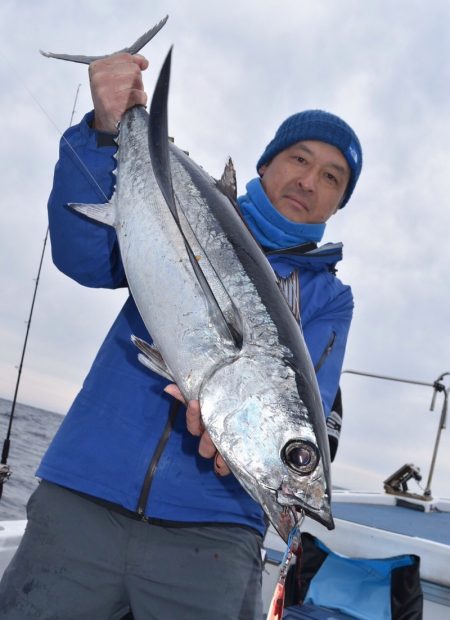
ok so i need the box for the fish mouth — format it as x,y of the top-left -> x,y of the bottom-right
258,479 -> 334,533
275,483 -> 334,531
277,493 -> 334,530
262,487 -> 334,541
302,504 -> 334,530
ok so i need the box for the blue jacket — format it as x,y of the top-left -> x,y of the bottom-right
37,113 -> 353,536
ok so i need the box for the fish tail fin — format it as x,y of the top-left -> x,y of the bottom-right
39,16 -> 168,65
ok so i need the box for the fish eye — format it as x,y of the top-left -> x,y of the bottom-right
282,440 -> 319,475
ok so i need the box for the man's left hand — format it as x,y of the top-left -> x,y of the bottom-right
163,384 -> 231,476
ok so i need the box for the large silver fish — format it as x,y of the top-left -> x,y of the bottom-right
41,21 -> 334,541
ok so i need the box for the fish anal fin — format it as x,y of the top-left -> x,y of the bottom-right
276,270 -> 300,324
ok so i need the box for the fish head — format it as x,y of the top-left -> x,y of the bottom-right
200,355 -> 334,540
258,424 -> 334,534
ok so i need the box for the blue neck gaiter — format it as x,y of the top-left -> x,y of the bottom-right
237,178 -> 325,250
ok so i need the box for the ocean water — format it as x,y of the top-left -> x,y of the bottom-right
0,397 -> 63,520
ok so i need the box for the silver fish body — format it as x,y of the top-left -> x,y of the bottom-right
76,106 -> 237,398
166,139 -> 334,539
43,25 -> 334,540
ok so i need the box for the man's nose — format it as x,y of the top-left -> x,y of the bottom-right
297,168 -> 317,192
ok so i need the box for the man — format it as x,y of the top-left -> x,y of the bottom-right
0,53 -> 362,619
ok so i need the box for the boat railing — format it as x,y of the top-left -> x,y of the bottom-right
341,369 -> 448,501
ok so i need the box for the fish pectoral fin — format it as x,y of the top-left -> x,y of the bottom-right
148,47 -> 178,222
173,194 -> 245,350
189,257 -> 242,350
131,335 -> 175,382
185,247 -> 244,350
215,158 -> 237,203
276,270 -> 301,324
69,200 -> 117,227
149,49 -> 242,352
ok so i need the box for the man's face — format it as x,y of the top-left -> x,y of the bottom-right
258,140 -> 351,224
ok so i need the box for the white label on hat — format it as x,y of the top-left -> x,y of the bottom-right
348,143 -> 358,164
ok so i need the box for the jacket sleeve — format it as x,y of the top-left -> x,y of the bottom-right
47,111 -> 126,289
301,279 -> 353,417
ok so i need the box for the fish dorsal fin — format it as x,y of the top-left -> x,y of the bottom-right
40,17 -> 168,65
276,270 -> 300,323
215,158 -> 237,203
131,335 -> 175,382
69,199 -> 117,227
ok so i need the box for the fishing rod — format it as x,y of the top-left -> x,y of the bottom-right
0,84 -> 82,500
342,369 -> 449,500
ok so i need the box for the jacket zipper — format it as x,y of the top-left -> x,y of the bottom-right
136,399 -> 181,518
314,331 -> 336,373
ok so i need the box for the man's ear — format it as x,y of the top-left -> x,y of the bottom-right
258,164 -> 267,177
336,196 -> 346,211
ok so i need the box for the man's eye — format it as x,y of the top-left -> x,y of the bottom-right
325,172 -> 338,184
295,156 -> 306,164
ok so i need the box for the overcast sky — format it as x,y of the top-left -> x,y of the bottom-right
0,0 -> 449,499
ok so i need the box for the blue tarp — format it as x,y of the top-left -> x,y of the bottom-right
284,603 -> 356,619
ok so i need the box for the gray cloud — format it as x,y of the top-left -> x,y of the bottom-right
0,0 -> 448,498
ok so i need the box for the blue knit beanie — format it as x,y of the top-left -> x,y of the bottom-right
256,110 -> 363,208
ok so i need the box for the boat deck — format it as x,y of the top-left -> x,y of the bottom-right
332,501 -> 450,545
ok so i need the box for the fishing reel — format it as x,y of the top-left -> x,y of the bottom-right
0,464 -> 11,483
383,463 -> 424,500
0,464 -> 11,500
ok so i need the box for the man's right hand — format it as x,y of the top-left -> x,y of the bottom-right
89,53 -> 149,133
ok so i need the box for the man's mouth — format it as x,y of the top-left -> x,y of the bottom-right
284,194 -> 310,212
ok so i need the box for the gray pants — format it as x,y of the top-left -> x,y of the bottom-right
0,482 -> 263,619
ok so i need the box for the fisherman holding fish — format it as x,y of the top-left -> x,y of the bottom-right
0,24 -> 362,620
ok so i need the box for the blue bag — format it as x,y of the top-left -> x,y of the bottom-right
284,533 -> 422,620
